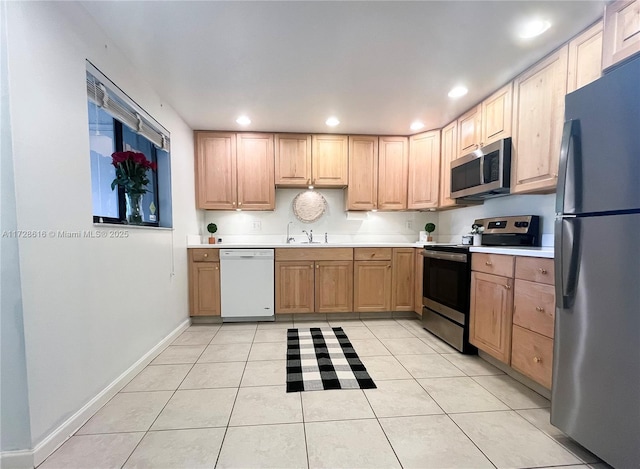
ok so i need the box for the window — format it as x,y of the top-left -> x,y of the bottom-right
87,62 -> 172,227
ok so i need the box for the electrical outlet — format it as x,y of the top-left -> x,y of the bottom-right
251,221 -> 262,231
405,220 -> 413,230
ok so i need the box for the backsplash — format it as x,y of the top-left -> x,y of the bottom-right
197,190 -> 555,246
200,189 -> 438,244
438,193 -> 556,246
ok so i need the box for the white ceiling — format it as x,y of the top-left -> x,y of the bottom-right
81,1 -> 605,135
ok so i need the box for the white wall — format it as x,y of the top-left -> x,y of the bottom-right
1,1 -> 32,452
438,194 -> 556,245
201,189 -> 439,244
4,1 -> 198,448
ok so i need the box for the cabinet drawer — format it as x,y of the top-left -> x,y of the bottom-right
354,247 -> 392,261
513,280 -> 556,338
275,248 -> 353,261
472,253 -> 514,277
515,257 -> 554,284
511,325 -> 553,389
190,249 -> 219,262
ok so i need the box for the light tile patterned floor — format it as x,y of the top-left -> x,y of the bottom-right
39,318 -> 606,469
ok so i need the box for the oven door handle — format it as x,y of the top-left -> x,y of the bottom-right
421,250 -> 468,263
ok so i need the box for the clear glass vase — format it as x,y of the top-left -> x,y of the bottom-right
125,192 -> 144,224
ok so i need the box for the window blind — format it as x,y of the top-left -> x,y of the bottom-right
86,61 -> 170,151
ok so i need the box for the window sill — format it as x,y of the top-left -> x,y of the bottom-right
93,222 -> 173,231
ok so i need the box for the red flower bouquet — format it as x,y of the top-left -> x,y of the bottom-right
110,151 -> 157,195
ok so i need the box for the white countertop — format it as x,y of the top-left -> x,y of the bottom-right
188,242 -> 428,249
470,246 -> 554,258
188,242 -> 554,258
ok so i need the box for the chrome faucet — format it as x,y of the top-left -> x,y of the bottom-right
302,229 -> 313,243
286,222 -> 295,244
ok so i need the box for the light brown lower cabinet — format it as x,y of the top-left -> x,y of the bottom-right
188,249 -> 221,316
470,270 -> 514,364
275,261 -> 315,314
470,253 -> 556,389
391,248 -> 415,311
354,260 -> 392,312
315,261 -> 354,313
274,248 -> 353,314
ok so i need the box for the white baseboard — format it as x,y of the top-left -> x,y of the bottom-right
27,319 -> 190,468
0,450 -> 34,469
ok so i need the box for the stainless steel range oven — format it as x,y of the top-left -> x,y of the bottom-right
421,215 -> 541,353
422,246 -> 476,353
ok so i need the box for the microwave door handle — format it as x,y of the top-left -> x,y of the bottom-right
479,155 -> 485,184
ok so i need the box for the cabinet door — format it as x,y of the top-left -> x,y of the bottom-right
190,262 -> 221,316
236,133 -> 275,210
275,261 -> 315,314
512,46 -> 568,194
408,131 -> 440,209
568,21 -> 603,93
275,134 -> 312,186
482,83 -> 513,146
439,121 -> 458,208
511,325 -> 554,389
391,248 -> 414,311
378,136 -> 408,210
470,271 -> 513,363
602,0 -> 640,70
315,261 -> 353,313
346,136 -> 378,210
353,261 -> 392,312
457,105 -> 482,158
414,248 -> 424,315
195,132 -> 237,210
312,135 -> 348,187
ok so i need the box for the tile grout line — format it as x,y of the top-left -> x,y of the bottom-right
118,323 -> 221,468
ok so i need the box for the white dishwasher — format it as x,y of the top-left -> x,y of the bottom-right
219,249 -> 275,322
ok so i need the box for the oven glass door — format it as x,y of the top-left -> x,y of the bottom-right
423,255 -> 469,316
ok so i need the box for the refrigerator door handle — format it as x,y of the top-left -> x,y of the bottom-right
556,119 -> 582,215
555,217 -> 581,309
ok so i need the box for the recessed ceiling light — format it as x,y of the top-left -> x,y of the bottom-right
410,121 -> 425,131
519,19 -> 551,39
325,117 -> 340,127
448,86 -> 468,99
236,115 -> 251,126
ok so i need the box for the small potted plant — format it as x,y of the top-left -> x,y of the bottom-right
207,223 -> 218,244
425,223 -> 436,242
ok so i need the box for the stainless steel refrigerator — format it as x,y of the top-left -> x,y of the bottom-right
552,56 -> 640,468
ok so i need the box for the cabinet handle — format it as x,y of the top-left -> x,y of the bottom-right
239,202 -> 242,206
232,201 -> 236,206
538,268 -> 547,274
485,261 -> 492,266
504,284 -> 511,290
310,264 -> 313,268
533,356 -> 542,363
316,265 -> 319,269
536,306 -> 545,312
215,265 -> 219,270
387,264 -> 391,268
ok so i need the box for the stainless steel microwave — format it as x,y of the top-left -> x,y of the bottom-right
450,138 -> 511,200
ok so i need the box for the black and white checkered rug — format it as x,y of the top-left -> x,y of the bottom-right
286,327 -> 376,392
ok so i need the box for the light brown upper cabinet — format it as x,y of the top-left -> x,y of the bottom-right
346,135 -> 378,210
378,136 -> 409,210
511,46 -> 568,194
481,83 -> 513,146
408,130 -> 440,210
457,105 -> 482,158
195,132 -> 275,210
568,21 -> 604,93
311,135 -> 349,187
236,133 -> 276,210
439,121 -> 458,209
602,0 -> 640,71
274,134 -> 312,187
